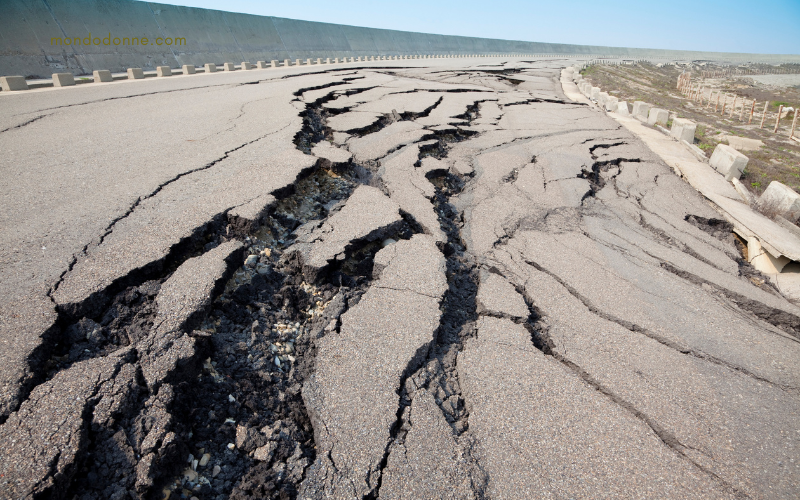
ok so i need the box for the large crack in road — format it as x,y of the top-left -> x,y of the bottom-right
2,59 -> 800,500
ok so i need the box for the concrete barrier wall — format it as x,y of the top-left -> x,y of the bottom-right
3,0 -> 799,78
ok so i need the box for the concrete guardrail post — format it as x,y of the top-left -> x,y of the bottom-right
759,181 -> 800,220
127,68 -> 144,79
670,118 -> 697,144
156,66 -> 172,77
326,58 -> 331,64
632,101 -> 651,121
223,62 -> 235,71
0,76 -> 28,91
204,64 -> 216,73
52,73 -> 75,87
182,65 -> 196,75
92,70 -> 112,82
647,108 -> 669,127
709,144 -> 748,181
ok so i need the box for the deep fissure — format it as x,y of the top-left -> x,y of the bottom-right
367,126 -> 484,500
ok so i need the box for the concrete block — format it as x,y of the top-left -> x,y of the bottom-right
284,59 -> 291,67
224,62 -> 235,71
670,118 -> 697,145
632,101 -> 651,121
591,87 -> 600,101
325,58 -> 330,64
604,96 -> 618,112
156,66 -> 172,77
759,181 -> 800,221
0,76 -> 28,91
647,108 -> 669,127
709,143 -> 748,181
92,70 -> 112,82
306,59 -> 312,65
598,92 -> 609,106
256,61 -> 267,69
241,62 -> 251,70
52,73 -> 75,87
127,68 -> 144,79
616,101 -> 630,115
296,59 -> 302,66
182,65 -> 195,75
271,60 -> 278,68
204,64 -> 216,74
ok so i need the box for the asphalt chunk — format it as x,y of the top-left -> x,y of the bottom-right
301,234 -> 447,498
285,184 -> 404,283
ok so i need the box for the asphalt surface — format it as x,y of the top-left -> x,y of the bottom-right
1,57 -> 799,499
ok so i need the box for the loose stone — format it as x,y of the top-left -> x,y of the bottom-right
182,468 -> 198,482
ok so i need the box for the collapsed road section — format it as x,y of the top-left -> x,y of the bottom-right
1,58 -> 800,500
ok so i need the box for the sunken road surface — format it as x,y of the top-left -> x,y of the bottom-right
1,57 -> 799,500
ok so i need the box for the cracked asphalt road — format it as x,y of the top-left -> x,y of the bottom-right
1,57 -> 799,499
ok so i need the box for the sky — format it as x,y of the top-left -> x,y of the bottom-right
149,0 -> 800,55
